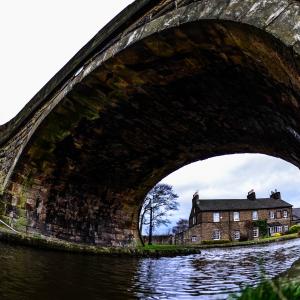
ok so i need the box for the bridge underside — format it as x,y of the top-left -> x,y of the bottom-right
3,19 -> 300,246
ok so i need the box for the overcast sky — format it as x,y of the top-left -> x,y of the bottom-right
1,1 -> 300,234
0,0 -> 133,124
161,154 -> 300,233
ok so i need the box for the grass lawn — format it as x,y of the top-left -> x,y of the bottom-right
197,233 -> 298,248
225,233 -> 298,247
139,244 -> 189,251
139,233 -> 299,251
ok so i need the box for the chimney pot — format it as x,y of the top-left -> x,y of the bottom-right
247,190 -> 256,200
270,190 -> 281,200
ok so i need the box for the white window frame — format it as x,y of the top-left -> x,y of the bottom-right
191,236 -> 197,242
212,230 -> 221,240
276,226 -> 282,233
233,211 -> 240,221
213,212 -> 220,223
283,210 -> 288,218
284,225 -> 289,232
270,211 -> 275,219
233,230 -> 240,240
252,211 -> 258,220
253,227 -> 259,238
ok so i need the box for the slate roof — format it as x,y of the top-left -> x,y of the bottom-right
292,208 -> 300,220
196,198 -> 292,211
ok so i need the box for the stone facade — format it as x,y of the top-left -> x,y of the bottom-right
179,191 -> 292,244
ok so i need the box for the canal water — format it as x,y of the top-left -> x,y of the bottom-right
1,238 -> 300,300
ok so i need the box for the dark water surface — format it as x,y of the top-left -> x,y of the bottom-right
1,238 -> 300,300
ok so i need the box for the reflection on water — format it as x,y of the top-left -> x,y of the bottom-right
134,239 -> 300,299
1,238 -> 300,300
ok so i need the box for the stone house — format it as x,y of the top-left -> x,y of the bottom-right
179,190 -> 292,244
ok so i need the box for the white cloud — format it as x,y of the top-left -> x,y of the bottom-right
0,0 -> 133,124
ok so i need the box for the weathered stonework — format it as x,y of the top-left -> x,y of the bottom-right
1,0 -> 300,247
185,208 -> 292,243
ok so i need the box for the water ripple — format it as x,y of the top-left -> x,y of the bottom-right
132,239 -> 300,299
1,238 -> 300,299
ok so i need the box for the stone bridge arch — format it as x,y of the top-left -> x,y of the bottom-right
1,0 -> 300,246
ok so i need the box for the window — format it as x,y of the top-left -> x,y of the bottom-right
269,211 -> 275,219
283,210 -> 288,218
192,216 -> 196,225
252,211 -> 258,220
233,211 -> 240,221
233,230 -> 240,240
213,212 -> 220,222
270,226 -> 285,234
253,227 -> 259,238
191,236 -> 197,242
212,230 -> 221,240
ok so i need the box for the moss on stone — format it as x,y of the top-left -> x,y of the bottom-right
0,198 -> 5,217
14,216 -> 28,231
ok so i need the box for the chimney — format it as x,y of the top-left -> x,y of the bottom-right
247,189 -> 256,200
192,191 -> 200,206
270,189 -> 281,200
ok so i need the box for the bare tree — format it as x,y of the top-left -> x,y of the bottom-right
140,183 -> 179,244
172,218 -> 189,235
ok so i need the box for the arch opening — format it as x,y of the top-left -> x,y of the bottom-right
139,154 -> 300,245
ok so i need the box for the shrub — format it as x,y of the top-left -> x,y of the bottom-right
202,240 -> 230,245
252,219 -> 268,237
273,233 -> 281,237
229,279 -> 300,299
239,235 -> 248,242
288,225 -> 300,234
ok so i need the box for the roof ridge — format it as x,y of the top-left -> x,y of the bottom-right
195,197 -> 292,211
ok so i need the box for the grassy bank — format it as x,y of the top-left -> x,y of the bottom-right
229,279 -> 300,299
140,244 -> 188,251
0,228 -> 199,257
